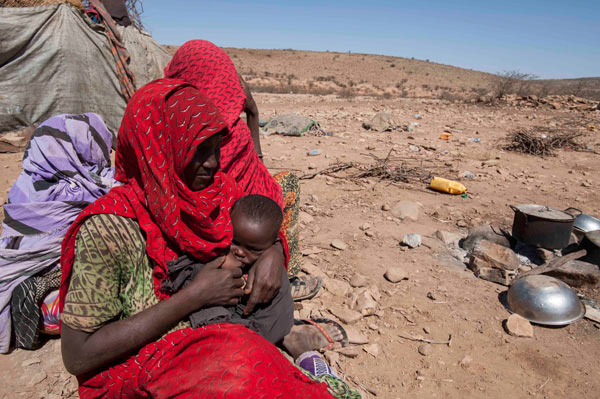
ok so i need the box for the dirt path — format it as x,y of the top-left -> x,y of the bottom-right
1,94 -> 599,398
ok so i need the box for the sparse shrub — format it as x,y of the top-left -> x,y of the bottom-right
337,88 -> 356,99
315,75 -> 336,82
492,70 -> 538,99
440,90 -> 459,102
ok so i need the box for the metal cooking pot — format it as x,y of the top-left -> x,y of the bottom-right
581,230 -> 600,266
565,207 -> 600,233
510,204 -> 575,250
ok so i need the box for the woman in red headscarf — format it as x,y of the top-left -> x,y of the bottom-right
164,40 -> 322,304
58,79 -> 358,398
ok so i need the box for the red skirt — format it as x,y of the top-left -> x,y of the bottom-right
78,324 -> 335,399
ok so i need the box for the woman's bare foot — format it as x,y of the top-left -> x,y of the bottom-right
282,321 -> 346,360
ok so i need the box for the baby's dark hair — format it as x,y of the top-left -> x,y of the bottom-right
232,194 -> 283,240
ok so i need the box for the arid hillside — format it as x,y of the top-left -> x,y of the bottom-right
164,46 -> 600,101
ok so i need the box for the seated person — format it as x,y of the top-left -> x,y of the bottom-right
162,194 -> 293,344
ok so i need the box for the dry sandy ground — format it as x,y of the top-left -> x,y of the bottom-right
0,94 -> 599,399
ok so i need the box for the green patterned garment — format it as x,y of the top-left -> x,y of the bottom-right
61,214 -> 190,333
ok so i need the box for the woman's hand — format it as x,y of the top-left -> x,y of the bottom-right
243,242 -> 285,315
182,256 -> 245,311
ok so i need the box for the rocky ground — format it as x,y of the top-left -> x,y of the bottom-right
1,93 -> 599,398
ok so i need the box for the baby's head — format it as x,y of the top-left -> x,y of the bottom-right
227,194 -> 283,267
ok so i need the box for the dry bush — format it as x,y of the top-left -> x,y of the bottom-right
439,90 -> 460,102
337,88 -> 357,99
492,70 -> 539,99
504,129 -> 583,156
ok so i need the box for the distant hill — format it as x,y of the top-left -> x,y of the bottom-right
163,46 -> 600,101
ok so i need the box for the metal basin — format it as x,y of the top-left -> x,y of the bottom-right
574,214 -> 600,233
507,275 -> 585,326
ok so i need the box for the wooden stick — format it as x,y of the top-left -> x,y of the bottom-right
398,333 -> 452,346
517,249 -> 587,279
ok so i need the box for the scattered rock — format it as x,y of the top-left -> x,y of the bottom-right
418,344 -> 432,356
504,314 -> 534,338
470,262 -> 513,285
426,292 -> 437,301
331,239 -> 348,250
544,260 -> 600,288
384,266 -> 408,283
28,371 -> 47,386
363,112 -> 400,132
345,325 -> 370,344
434,230 -> 464,247
322,277 -> 351,297
462,171 -> 475,179
298,211 -> 314,224
0,131 -> 29,148
359,222 -> 371,231
324,351 -> 340,365
462,224 -> 511,252
335,346 -> 360,358
456,220 -> 468,228
451,248 -> 467,262
470,240 -> 520,271
402,233 -> 422,248
390,201 -> 419,221
409,144 -> 420,152
536,248 -> 555,262
21,357 -> 41,367
348,288 -> 379,316
363,343 -> 380,357
381,204 -> 391,211
368,322 -> 379,330
349,274 -> 368,288
460,355 -> 473,368
300,262 -> 328,279
329,306 -> 363,324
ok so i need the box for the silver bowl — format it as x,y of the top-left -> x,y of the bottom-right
507,275 -> 585,326
574,213 -> 600,233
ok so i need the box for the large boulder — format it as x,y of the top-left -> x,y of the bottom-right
544,260 -> 600,288
470,240 -> 520,271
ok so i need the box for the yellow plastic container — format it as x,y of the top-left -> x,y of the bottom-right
430,177 -> 467,195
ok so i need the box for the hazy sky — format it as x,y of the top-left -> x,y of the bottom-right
142,0 -> 600,79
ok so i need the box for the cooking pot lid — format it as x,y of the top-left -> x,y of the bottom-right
512,204 -> 574,221
585,230 -> 600,246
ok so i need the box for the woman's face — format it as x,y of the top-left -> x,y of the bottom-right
183,133 -> 222,191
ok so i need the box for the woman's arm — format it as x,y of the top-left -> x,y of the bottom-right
238,74 -> 262,159
61,258 -> 244,376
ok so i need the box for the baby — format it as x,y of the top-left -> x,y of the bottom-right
221,194 -> 283,273
163,194 -> 293,344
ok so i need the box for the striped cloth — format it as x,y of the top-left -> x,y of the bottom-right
0,113 -> 118,353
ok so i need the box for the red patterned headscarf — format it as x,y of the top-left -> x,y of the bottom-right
164,40 -> 284,208
164,40 -> 245,126
59,79 -> 241,307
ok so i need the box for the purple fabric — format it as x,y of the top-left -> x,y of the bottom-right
0,113 -> 118,353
